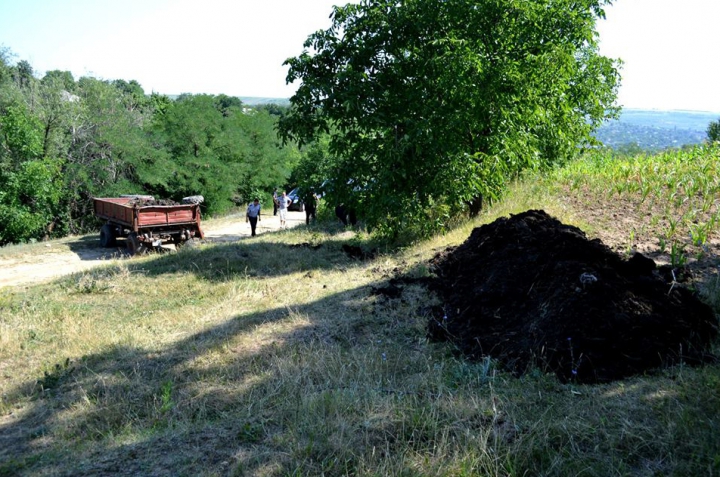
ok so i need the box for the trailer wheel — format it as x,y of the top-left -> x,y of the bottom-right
100,224 -> 117,247
126,232 -> 143,256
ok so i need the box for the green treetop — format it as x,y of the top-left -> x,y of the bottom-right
279,0 -> 620,239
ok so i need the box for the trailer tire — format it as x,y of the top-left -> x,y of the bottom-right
100,224 -> 117,247
126,232 -> 143,256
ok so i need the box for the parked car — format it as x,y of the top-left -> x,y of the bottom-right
287,188 -> 304,211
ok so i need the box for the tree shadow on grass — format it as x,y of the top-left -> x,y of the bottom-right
0,258 -> 435,476
0,283 -> 353,475
4,275 -> 719,476
77,234 -> 385,283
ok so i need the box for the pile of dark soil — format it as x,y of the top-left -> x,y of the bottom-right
428,210 -> 718,383
128,198 -> 179,207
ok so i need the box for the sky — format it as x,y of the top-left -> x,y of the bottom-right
1,0 -> 719,112
595,0 -> 720,112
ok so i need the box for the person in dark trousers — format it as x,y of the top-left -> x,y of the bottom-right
272,188 -> 278,216
303,190 -> 318,225
335,204 -> 357,226
335,204 -> 347,225
246,198 -> 261,236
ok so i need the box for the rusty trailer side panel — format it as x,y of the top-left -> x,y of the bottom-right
136,207 -> 198,227
93,198 -> 136,226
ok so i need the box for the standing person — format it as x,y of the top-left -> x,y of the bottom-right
277,191 -> 292,229
272,188 -> 279,216
303,190 -> 318,225
246,198 -> 262,237
335,204 -> 348,225
335,203 -> 357,226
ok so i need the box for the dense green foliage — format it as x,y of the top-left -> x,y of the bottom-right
0,49 -> 298,245
708,118 -> 720,143
280,0 -> 620,239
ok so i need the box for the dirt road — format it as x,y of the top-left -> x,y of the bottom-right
0,210 -> 307,289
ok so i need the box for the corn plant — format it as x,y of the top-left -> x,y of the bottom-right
670,241 -> 688,269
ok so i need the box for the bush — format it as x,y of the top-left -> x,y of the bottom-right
0,158 -> 65,244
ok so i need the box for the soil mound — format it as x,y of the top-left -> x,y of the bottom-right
428,210 -> 718,383
128,198 -> 179,207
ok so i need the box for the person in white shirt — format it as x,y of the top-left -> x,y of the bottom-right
277,191 -> 292,229
246,198 -> 262,236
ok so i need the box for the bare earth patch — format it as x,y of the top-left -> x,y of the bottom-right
0,211 -> 307,289
561,184 -> 720,286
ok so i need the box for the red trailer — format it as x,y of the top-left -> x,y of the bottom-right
93,196 -> 204,255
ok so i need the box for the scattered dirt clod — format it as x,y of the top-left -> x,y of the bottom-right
371,283 -> 403,299
289,242 -> 323,250
342,244 -> 377,260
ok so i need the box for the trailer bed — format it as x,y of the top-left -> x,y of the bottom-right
93,196 -> 204,254
94,198 -> 202,230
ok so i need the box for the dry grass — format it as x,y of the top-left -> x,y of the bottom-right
2,153 -> 720,476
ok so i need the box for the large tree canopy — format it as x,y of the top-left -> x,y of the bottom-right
280,0 -> 620,238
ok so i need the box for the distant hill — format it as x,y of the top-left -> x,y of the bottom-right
164,95 -> 291,106
595,109 -> 719,150
231,103 -> 716,151
169,96 -> 717,151
239,97 -> 291,106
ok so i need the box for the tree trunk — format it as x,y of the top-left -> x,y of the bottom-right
43,122 -> 52,157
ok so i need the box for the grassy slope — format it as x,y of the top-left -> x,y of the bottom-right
1,146 -> 720,476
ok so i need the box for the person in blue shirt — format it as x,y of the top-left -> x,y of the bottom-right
246,198 -> 262,236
